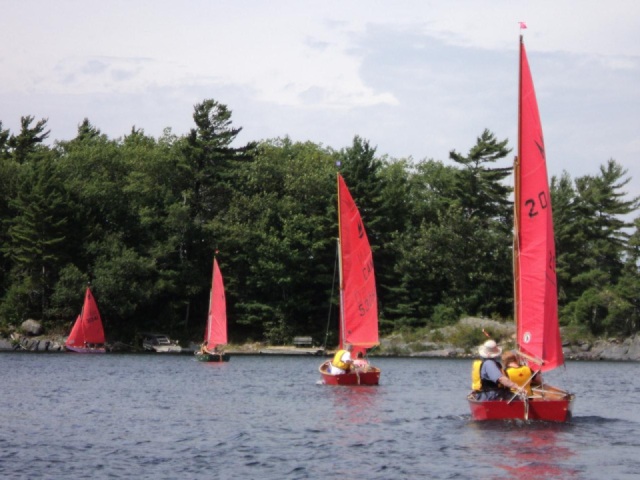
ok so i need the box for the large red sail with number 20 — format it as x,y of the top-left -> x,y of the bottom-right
205,258 -> 228,349
337,174 -> 379,350
515,38 -> 563,372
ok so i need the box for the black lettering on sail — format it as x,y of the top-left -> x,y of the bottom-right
535,139 -> 545,160
358,289 -> 377,316
357,251 -> 374,281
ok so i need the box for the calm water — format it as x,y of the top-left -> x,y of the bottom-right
1,353 -> 639,479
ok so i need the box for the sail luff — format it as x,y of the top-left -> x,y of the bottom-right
515,38 -> 563,372
514,34 -> 524,348
337,174 -> 346,350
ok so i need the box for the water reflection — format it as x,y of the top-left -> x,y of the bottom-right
327,386 -> 382,427
469,422 -> 579,479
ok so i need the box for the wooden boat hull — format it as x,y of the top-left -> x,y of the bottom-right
195,352 -> 230,362
319,360 -> 380,385
468,386 -> 574,422
66,346 -> 106,353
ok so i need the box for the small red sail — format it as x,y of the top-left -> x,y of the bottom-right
337,174 -> 379,351
65,288 -> 105,348
515,38 -> 563,371
205,257 -> 227,348
66,315 -> 83,348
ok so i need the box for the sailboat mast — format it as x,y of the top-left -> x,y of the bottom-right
513,34 -> 524,348
337,173 -> 346,350
206,260 -> 213,345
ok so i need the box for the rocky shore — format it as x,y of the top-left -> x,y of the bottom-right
385,335 -> 640,362
377,317 -> 640,362
3,317 -> 640,361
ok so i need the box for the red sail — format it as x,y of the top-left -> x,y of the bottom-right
65,288 -> 105,347
205,257 -> 228,348
515,38 -> 563,371
66,315 -> 83,348
337,174 -> 379,350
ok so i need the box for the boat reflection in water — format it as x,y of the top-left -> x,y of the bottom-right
469,422 -> 579,479
326,385 -> 382,428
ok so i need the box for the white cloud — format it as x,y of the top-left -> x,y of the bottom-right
1,0 -> 638,197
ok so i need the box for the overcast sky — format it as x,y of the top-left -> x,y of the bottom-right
2,1 -> 639,199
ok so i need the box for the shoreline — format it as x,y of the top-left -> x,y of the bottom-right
3,337 -> 640,362
4,315 -> 640,361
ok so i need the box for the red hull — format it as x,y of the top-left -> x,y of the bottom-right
468,387 -> 574,422
66,346 -> 106,354
319,361 -> 380,386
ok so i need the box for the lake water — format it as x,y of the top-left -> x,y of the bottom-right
1,353 -> 639,479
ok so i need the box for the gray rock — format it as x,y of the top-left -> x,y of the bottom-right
0,338 -> 14,350
20,319 -> 43,336
625,335 -> 640,361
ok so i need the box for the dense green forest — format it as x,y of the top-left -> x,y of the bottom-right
1,99 -> 638,346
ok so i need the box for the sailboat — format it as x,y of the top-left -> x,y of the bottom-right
467,36 -> 575,421
65,287 -> 106,353
319,174 -> 381,385
195,257 -> 230,362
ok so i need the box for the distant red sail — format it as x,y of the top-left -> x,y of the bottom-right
65,288 -> 105,347
205,257 -> 228,348
66,315 -> 83,347
516,39 -> 563,371
337,174 -> 379,350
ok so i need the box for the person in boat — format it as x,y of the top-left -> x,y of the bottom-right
471,340 -> 526,400
329,344 -> 354,374
198,341 -> 211,355
502,350 -> 542,396
353,351 -> 370,371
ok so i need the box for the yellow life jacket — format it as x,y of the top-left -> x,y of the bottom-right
471,359 -> 507,391
471,360 -> 482,391
332,349 -> 350,371
505,365 -> 534,395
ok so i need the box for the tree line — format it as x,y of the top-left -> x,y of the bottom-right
1,99 -> 638,346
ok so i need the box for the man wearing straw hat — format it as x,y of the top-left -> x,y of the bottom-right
471,339 -> 526,400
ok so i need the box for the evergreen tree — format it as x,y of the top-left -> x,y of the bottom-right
1,150 -> 71,322
8,116 -> 50,164
448,129 -> 512,222
213,138 -> 336,343
560,160 -> 639,334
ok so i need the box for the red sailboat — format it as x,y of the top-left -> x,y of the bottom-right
468,36 -> 574,421
319,174 -> 381,385
195,257 -> 230,362
65,287 -> 106,353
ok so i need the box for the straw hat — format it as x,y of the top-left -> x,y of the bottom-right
478,339 -> 502,359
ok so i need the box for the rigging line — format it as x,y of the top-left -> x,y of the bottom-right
323,239 -> 340,350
